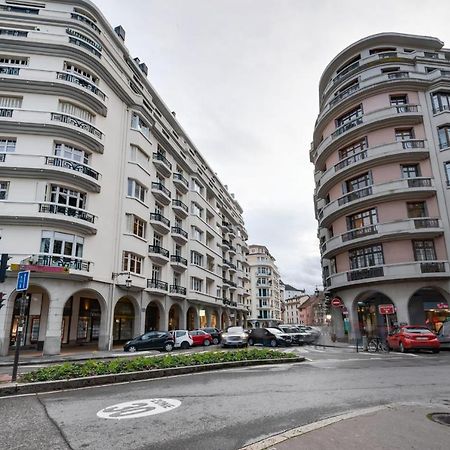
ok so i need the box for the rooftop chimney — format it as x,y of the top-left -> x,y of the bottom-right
139,62 -> 148,76
114,25 -> 126,41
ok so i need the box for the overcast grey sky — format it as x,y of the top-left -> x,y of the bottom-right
92,0 -> 450,292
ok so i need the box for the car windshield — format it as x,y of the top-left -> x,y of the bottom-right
403,327 -> 432,334
227,327 -> 244,333
266,328 -> 282,334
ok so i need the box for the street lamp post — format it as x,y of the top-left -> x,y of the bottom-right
108,271 -> 132,351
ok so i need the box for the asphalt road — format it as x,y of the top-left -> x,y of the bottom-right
1,347 -> 450,450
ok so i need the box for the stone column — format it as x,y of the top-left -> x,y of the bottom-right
179,303 -> 187,330
43,301 -> 64,356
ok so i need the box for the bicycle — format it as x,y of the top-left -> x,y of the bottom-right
367,337 -> 390,353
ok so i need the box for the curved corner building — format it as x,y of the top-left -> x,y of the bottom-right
312,33 -> 450,340
0,0 -> 249,355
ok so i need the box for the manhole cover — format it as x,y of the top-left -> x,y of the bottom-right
428,413 -> 450,426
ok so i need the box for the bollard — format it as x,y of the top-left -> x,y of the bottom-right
362,335 -> 368,351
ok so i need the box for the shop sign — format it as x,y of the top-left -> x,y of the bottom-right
331,298 -> 342,307
437,303 -> 449,309
378,304 -> 395,315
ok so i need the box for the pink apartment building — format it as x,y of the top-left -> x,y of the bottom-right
311,33 -> 450,341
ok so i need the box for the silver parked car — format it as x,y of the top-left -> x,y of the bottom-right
221,326 -> 249,348
437,320 -> 450,349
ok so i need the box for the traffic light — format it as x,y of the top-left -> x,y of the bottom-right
0,254 -> 10,283
0,292 -> 5,310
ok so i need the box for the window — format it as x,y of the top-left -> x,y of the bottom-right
407,202 -> 427,218
154,202 -> 163,215
59,101 -> 93,123
413,240 -> 436,261
0,96 -> 22,108
191,226 -> 203,241
191,251 -> 203,266
132,215 -> 146,238
369,47 -> 396,55
191,202 -> 203,218
336,105 -> 363,127
63,62 -> 98,83
131,113 -> 150,138
401,164 -> 420,179
153,232 -> 162,247
444,162 -> 450,186
0,55 -> 28,65
381,67 -> 400,73
338,138 -> 367,160
431,91 -> 450,114
347,208 -> 378,229
151,264 -> 161,281
127,178 -> 146,202
0,138 -> 16,152
390,94 -> 408,112
349,245 -> 384,269
173,273 -> 181,286
174,243 -> 182,256
40,231 -> 84,257
50,184 -> 86,209
345,172 -> 371,193
192,179 -> 203,195
122,252 -> 143,274
54,142 -> 89,164
437,126 -> 450,149
191,277 -> 203,292
129,145 -> 149,167
395,128 -> 414,141
0,181 -> 9,199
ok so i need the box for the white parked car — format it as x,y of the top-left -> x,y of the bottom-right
170,330 -> 193,349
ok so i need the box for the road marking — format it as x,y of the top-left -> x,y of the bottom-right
97,398 -> 181,420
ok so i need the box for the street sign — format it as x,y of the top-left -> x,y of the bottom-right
331,298 -> 342,307
16,270 -> 30,292
378,304 -> 395,315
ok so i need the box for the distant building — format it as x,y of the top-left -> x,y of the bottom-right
283,283 -> 305,300
247,245 -> 283,327
284,295 -> 309,324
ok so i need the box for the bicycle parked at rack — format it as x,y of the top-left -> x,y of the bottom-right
367,336 -> 390,353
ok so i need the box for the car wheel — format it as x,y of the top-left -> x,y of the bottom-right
432,349 -> 440,354
203,339 -> 210,346
164,342 -> 174,352
181,341 -> 190,350
126,345 -> 137,353
248,338 -> 254,346
212,337 -> 219,345
399,342 -> 406,353
270,339 -> 277,348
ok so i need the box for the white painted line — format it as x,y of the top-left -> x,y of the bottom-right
239,404 -> 390,450
97,398 -> 181,419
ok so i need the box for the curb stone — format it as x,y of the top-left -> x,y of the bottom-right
0,356 -> 304,396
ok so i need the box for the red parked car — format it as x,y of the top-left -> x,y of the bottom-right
387,326 -> 440,353
190,330 -> 213,346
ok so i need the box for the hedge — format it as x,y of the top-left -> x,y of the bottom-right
20,349 -> 296,383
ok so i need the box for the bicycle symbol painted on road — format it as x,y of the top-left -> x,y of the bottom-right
97,398 -> 181,419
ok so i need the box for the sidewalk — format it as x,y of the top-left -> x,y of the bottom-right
243,404 -> 450,450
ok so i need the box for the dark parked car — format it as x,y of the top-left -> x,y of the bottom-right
123,331 -> 174,352
201,327 -> 222,345
248,327 -> 292,347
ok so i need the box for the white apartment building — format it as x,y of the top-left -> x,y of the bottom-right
247,244 -> 283,327
284,294 -> 309,324
0,0 -> 249,356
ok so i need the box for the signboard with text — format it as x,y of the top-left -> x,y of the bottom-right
378,304 -> 395,315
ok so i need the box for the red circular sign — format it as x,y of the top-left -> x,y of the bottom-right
331,298 -> 342,307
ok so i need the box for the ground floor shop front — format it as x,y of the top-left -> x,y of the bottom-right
327,281 -> 450,343
0,278 -> 247,356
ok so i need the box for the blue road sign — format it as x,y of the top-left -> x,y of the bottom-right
16,270 -> 30,292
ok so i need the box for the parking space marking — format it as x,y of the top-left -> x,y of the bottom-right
97,398 -> 181,420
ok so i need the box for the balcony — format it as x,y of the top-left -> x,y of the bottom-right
0,153 -> 101,192
56,72 -> 106,101
148,245 -> 169,264
169,285 -> 187,298
151,182 -> 171,205
39,202 -> 95,224
228,226 -> 236,238
50,113 -> 103,140
319,178 -> 435,227
329,83 -> 360,108
172,199 -> 188,218
222,239 -> 231,249
316,140 -> 428,197
228,245 -> 236,255
146,279 -> 168,295
70,12 -> 101,34
173,172 -> 189,193
315,105 -> 422,166
152,152 -> 172,177
171,226 -> 188,244
170,254 -> 187,271
149,212 -> 170,234
327,260 -> 450,289
35,254 -> 91,272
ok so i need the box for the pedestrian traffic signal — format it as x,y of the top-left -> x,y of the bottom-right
0,292 -> 5,310
0,254 -> 11,283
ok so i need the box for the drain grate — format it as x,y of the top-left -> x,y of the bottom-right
428,413 -> 450,426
